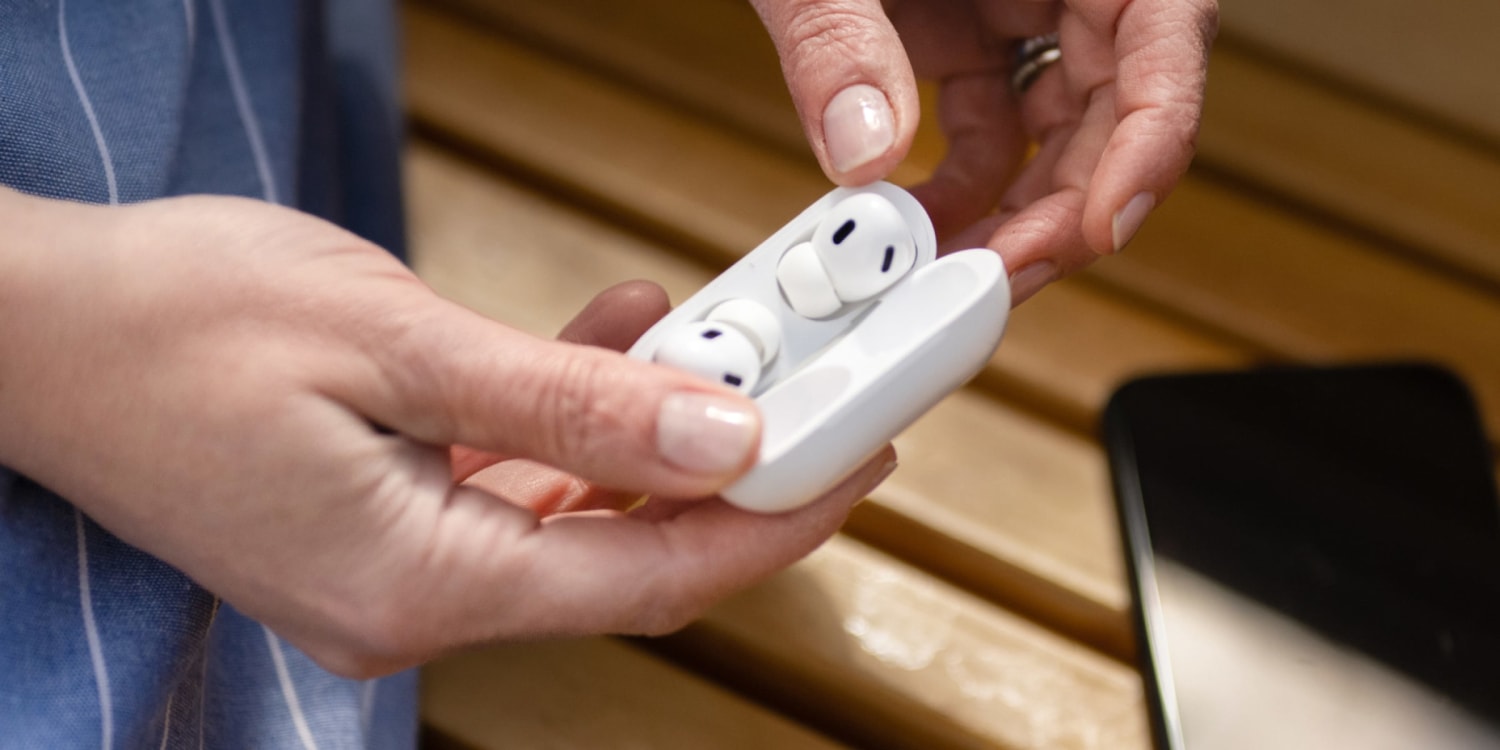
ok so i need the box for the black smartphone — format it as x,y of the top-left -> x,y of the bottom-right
1103,363 -> 1500,749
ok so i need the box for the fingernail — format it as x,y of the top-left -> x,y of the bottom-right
823,84 -> 895,175
1008,260 -> 1058,304
657,393 -> 759,476
1112,192 -> 1156,252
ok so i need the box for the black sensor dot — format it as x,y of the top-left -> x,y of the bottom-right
701,328 -> 722,339
881,245 -> 894,272
724,373 -> 743,387
832,219 -> 856,245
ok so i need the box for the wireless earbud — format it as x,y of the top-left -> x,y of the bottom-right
652,320 -> 764,393
651,299 -> 782,393
813,193 -> 917,299
706,299 -> 781,365
777,193 -> 917,318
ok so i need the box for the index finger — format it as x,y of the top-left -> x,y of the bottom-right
1061,0 -> 1219,253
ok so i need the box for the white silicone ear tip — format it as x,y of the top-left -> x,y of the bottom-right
775,241 -> 842,319
707,298 -> 782,365
652,321 -> 762,393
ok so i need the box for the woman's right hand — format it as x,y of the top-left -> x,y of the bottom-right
0,188 -> 894,677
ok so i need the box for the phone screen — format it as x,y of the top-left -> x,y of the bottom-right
1104,364 -> 1500,750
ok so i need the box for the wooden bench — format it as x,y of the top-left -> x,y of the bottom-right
401,1 -> 1500,747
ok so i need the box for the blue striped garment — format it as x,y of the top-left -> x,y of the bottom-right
1,0 -> 418,747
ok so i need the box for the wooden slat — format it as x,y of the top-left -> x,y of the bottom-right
1199,46 -> 1500,290
988,279 -> 1252,435
1087,172 -> 1500,441
407,151 -> 711,329
422,637 -> 846,749
421,0 -> 801,155
658,536 -> 1149,750
1219,0 -> 1500,147
418,0 -> 949,181
865,387 -> 1133,657
406,140 -> 1137,656
404,2 -> 819,258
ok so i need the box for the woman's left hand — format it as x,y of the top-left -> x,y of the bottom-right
752,0 -> 1219,304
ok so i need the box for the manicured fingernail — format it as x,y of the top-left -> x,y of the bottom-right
1008,260 -> 1058,304
657,393 -> 759,475
823,84 -> 895,175
1112,192 -> 1156,252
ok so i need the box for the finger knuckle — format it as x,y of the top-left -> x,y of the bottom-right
534,351 -> 630,466
1134,100 -> 1203,162
781,3 -> 886,71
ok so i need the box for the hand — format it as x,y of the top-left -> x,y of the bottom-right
0,189 -> 895,677
752,0 -> 1218,303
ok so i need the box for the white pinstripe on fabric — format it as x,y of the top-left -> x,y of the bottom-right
157,694 -> 174,750
360,678 -> 378,737
205,0 -> 278,205
58,0 -> 119,206
74,510 -> 114,750
263,626 -> 320,750
182,0 -> 196,51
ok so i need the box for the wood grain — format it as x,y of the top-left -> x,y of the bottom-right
422,637 -> 847,749
1089,173 -> 1500,441
1218,0 -> 1500,146
1199,47 -> 1500,290
403,3 -> 819,258
416,0 -> 950,181
423,0 -> 803,155
657,536 -> 1150,750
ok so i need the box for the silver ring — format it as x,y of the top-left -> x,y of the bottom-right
1011,32 -> 1061,94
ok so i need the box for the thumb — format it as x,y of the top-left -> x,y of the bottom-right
448,279 -> 675,483
752,0 -> 919,185
351,296 -> 762,500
